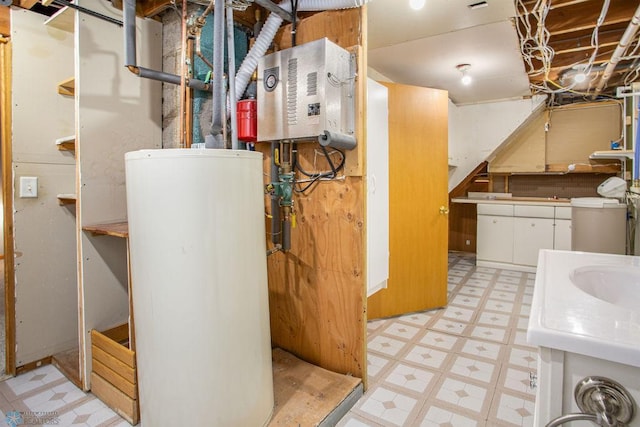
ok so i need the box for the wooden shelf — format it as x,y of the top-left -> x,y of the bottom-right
57,77 -> 75,96
44,6 -> 74,33
57,193 -> 77,205
589,150 -> 635,160
83,221 -> 129,238
56,135 -> 75,151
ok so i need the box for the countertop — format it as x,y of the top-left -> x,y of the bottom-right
527,249 -> 640,367
452,196 -> 571,207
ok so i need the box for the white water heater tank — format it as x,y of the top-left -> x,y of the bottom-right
125,149 -> 273,426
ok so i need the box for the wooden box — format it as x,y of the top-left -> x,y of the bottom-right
90,324 -> 139,425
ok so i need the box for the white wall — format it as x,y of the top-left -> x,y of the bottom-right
448,95 -> 547,191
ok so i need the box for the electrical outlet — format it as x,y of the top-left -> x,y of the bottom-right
19,176 -> 38,198
466,239 -> 471,245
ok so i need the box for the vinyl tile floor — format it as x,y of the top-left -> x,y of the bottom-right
338,251 -> 538,427
0,251 -> 538,427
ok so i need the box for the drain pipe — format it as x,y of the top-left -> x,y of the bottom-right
206,0 -> 226,149
594,2 -> 640,96
227,5 -> 239,150
234,0 -> 370,102
123,0 -> 211,91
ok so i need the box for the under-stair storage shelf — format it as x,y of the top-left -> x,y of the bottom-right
57,77 -> 75,96
90,325 -> 139,425
56,135 -> 75,151
44,6 -> 74,33
83,222 -> 129,238
56,193 -> 77,205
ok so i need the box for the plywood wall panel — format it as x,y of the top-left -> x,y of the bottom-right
11,9 -> 78,367
546,102 -> 622,164
0,6 -> 9,37
489,112 -> 546,173
259,8 -> 367,379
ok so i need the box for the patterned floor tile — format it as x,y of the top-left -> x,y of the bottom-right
458,339 -> 503,361
447,355 -> 498,384
383,363 -> 440,393
432,377 -> 490,415
488,391 -> 535,427
442,306 -> 475,323
417,404 -> 485,427
398,312 -> 438,328
355,386 -> 419,427
431,319 -> 469,336
499,367 -> 537,397
402,345 -> 450,370
469,326 -> 509,344
418,331 -> 459,351
383,323 -> 421,341
369,336 -> 409,358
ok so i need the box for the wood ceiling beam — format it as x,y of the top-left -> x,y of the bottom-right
518,0 -> 636,37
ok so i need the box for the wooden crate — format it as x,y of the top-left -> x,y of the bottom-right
91,324 -> 139,425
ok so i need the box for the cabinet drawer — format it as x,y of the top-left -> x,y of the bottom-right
477,204 -> 513,216
514,205 -> 554,218
555,206 -> 572,219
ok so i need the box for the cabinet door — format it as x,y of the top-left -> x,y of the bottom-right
513,217 -> 554,266
554,219 -> 572,251
477,215 -> 514,263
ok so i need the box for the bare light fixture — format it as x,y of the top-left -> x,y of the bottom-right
409,0 -> 426,10
457,64 -> 472,85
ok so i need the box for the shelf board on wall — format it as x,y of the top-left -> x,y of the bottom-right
57,77 -> 75,96
44,6 -> 74,33
56,135 -> 75,151
57,193 -> 77,205
83,222 -> 129,238
589,150 -> 635,160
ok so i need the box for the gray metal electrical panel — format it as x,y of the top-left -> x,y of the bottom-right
257,38 -> 356,145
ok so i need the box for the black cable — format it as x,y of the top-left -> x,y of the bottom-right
53,0 -> 123,27
293,147 -> 345,194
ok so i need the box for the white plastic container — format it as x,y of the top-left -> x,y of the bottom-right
571,197 -> 627,255
125,149 -> 273,426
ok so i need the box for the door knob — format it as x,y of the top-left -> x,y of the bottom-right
439,206 -> 449,215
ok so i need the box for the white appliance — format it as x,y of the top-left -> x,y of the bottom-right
125,149 -> 273,426
257,37 -> 355,147
571,197 -> 627,255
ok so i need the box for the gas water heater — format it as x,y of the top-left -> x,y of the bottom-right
257,38 -> 356,149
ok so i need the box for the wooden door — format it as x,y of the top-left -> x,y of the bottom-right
367,82 -> 449,319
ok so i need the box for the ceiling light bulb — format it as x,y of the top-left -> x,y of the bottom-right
461,74 -> 472,85
574,72 -> 586,83
409,0 -> 426,10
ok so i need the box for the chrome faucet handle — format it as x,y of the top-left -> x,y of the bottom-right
575,376 -> 635,426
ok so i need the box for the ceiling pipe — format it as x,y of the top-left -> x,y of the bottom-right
593,3 -> 640,97
123,0 -> 211,91
206,0 -> 226,148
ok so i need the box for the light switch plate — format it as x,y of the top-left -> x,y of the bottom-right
19,176 -> 38,198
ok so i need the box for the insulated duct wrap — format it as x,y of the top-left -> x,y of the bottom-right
318,130 -> 356,150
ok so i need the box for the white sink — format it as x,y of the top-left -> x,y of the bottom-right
570,265 -> 640,311
528,250 -> 640,367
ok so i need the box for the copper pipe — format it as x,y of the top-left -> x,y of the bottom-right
179,0 -> 188,148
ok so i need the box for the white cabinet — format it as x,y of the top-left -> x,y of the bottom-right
366,79 -> 389,297
513,206 -> 555,266
477,204 -> 514,264
553,220 -> 572,250
476,203 -> 572,271
553,206 -> 572,251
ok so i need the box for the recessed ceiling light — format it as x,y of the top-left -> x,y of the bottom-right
410,0 -> 426,10
468,1 -> 488,9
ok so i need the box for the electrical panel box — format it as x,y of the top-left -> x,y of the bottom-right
257,38 -> 355,143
